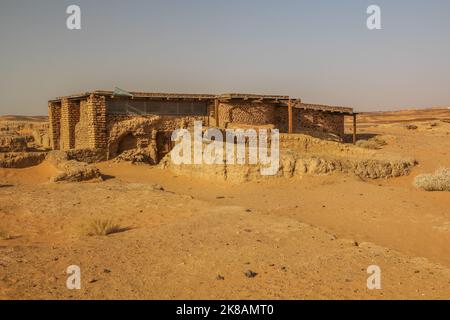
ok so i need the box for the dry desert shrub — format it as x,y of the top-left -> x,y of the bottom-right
0,230 -> 12,240
414,168 -> 450,191
405,124 -> 418,130
356,136 -> 387,150
86,219 -> 127,236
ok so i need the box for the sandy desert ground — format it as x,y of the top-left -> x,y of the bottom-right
0,108 -> 449,300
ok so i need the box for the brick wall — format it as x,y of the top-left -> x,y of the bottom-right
75,100 -> 91,149
48,101 -> 61,150
55,94 -> 107,151
217,102 -> 275,128
60,99 -> 80,150
274,106 -> 345,137
300,110 -> 344,137
86,94 -> 107,149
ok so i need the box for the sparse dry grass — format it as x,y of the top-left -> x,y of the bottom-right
356,136 -> 387,150
414,168 -> 450,191
86,219 -> 127,236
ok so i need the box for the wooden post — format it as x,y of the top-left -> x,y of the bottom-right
288,99 -> 293,134
214,99 -> 219,127
352,113 -> 357,144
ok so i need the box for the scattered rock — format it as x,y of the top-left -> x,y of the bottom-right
244,270 -> 258,278
113,148 -> 156,165
152,184 -> 165,191
216,275 -> 225,281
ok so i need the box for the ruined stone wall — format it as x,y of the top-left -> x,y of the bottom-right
0,135 -> 28,152
217,102 -> 275,128
60,99 -> 80,150
31,126 -> 51,149
48,101 -> 61,150
105,114 -> 208,159
106,114 -> 208,133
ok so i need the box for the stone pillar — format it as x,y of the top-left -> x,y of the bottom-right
288,99 -> 293,134
86,94 -> 107,149
60,98 -> 80,150
48,101 -> 61,150
214,99 -> 219,127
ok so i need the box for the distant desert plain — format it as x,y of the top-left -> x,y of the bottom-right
1,107 -> 449,299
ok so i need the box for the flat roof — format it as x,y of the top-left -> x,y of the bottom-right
49,90 -> 354,114
51,90 -> 291,101
51,90 -> 216,101
216,93 -> 290,101
296,102 -> 354,114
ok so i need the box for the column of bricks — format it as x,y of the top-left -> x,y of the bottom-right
48,101 -> 61,150
86,94 -> 107,149
60,98 -> 80,150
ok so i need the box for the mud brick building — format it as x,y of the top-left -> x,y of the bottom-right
48,90 -> 356,162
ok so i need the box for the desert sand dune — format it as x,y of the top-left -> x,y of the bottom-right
1,108 -> 449,300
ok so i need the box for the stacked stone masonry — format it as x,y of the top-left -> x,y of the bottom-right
60,99 -> 80,150
48,101 -> 61,150
48,91 -> 354,162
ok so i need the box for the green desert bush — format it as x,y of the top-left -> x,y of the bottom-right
414,168 -> 450,191
86,219 -> 126,236
356,136 -> 387,150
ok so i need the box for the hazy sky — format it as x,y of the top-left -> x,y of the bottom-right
1,0 -> 450,115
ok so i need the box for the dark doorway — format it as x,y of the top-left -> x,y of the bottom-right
156,131 -> 173,160
118,133 -> 137,154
